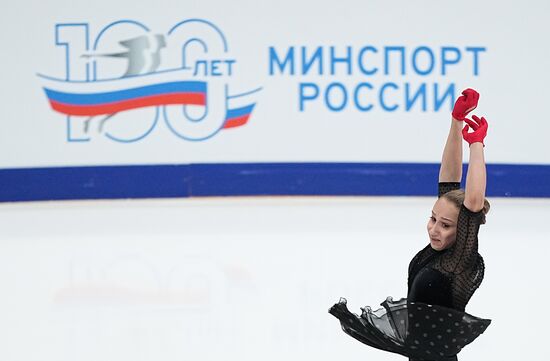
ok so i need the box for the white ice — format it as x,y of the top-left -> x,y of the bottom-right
0,196 -> 548,361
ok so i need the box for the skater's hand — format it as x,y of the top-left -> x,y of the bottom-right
452,88 -> 479,121
462,115 -> 488,146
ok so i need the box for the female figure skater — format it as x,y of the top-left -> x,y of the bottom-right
329,88 -> 491,361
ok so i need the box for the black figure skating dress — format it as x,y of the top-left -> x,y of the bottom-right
329,182 -> 490,361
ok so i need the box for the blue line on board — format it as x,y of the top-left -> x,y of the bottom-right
0,163 -> 548,202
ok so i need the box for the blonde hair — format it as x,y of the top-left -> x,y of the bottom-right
441,189 -> 490,224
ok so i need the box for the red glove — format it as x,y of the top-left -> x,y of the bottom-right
452,88 -> 479,121
462,115 -> 488,146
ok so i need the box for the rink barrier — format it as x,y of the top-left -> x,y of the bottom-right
0,162 -> 549,202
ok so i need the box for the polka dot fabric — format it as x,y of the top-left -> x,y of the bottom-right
330,183 -> 490,360
329,297 -> 490,361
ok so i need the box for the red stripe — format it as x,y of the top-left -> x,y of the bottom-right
50,93 -> 206,116
223,115 -> 250,129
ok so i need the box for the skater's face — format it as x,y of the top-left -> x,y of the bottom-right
427,198 -> 459,251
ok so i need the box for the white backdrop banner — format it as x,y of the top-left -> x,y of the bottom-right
0,0 -> 549,200
1,0 -> 548,167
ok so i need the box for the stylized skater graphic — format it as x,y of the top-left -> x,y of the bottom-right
82,34 -> 166,133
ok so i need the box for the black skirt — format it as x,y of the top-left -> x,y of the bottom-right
329,297 -> 490,360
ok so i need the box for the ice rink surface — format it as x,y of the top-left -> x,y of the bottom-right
1,196 -> 549,361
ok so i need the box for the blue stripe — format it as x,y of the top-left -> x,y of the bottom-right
1,163 -> 549,202
226,104 -> 255,119
44,81 -> 207,105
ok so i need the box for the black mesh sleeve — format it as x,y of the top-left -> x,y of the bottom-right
438,182 -> 461,198
431,203 -> 485,310
439,204 -> 484,275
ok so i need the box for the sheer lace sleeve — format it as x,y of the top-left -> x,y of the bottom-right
439,204 -> 484,275
438,182 -> 461,198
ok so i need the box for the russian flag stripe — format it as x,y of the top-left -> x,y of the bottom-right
222,104 -> 255,129
44,81 -> 207,105
223,115 -> 250,129
50,93 -> 206,116
225,104 -> 255,119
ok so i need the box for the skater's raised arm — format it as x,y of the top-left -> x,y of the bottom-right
440,115 -> 489,276
439,89 -> 479,184
463,116 -> 488,212
438,118 -> 464,183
